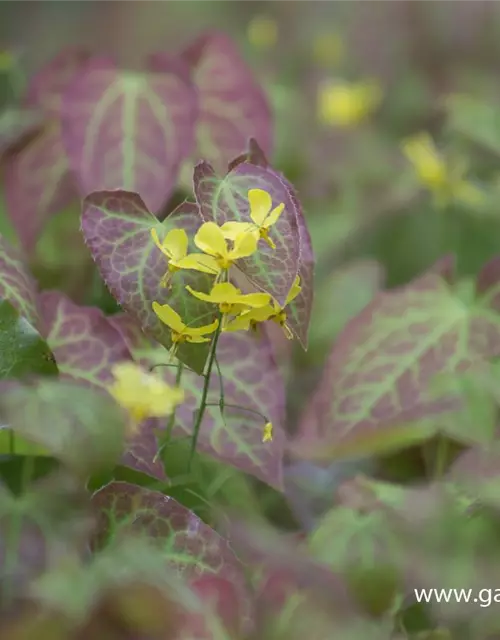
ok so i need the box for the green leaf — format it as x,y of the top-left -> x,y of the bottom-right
0,300 -> 58,380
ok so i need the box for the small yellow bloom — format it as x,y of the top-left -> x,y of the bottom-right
312,31 -> 343,68
184,222 -> 258,277
262,422 -> 273,443
186,282 -> 271,316
247,15 -> 278,51
108,362 -> 184,425
152,302 -> 219,344
221,189 -> 285,249
402,132 -> 483,208
317,79 -> 381,127
225,275 -> 301,339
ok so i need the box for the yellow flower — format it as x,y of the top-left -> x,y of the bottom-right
221,189 -> 285,250
108,362 -> 184,425
224,275 -> 301,339
185,282 -> 271,316
247,15 -> 278,50
262,422 -> 273,443
317,79 -> 381,127
312,31 -> 343,68
185,222 -> 258,277
152,302 -> 219,344
402,132 -> 483,208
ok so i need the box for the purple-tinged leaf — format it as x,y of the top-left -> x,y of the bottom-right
194,161 -> 300,308
61,56 -> 197,213
123,327 -> 286,489
224,138 -> 314,346
123,423 -> 167,482
81,191 -> 216,375
0,107 -> 43,157
292,260 -> 500,461
92,482 -> 247,587
0,379 -> 127,476
181,31 -> 272,174
38,291 -> 131,388
0,235 -> 38,327
4,48 -> 89,251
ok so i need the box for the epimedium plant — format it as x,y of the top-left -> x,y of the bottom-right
2,28 -> 500,640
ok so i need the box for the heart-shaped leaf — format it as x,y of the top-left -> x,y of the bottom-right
62,56 -> 197,214
292,257 -> 500,460
0,300 -> 58,380
0,234 -> 39,327
38,291 -> 131,388
92,482 -> 247,591
180,31 -> 272,174
4,48 -> 88,250
81,190 -> 217,374
194,161 -> 300,308
123,326 -> 286,489
0,379 -> 126,476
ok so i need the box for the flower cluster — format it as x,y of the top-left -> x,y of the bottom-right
148,187 -> 302,443
151,187 -> 300,346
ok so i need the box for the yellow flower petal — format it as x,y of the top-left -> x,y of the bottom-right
248,188 -> 273,226
151,228 -> 173,259
262,421 -> 273,443
402,133 -> 447,187
231,230 -> 258,260
263,202 -> 285,229
195,222 -> 228,259
223,315 -> 253,332
239,292 -> 272,307
185,285 -> 214,304
152,302 -> 186,334
286,275 -> 302,306
175,253 -> 220,275
184,318 -> 219,337
221,221 -> 254,241
164,228 -> 188,261
186,334 -> 212,343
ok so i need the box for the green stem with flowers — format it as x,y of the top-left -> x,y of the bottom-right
188,311 -> 223,470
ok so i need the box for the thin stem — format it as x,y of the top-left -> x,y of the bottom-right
188,314 -> 223,471
154,360 -> 184,463
204,402 -> 268,423
150,362 -> 196,375
214,355 -> 225,417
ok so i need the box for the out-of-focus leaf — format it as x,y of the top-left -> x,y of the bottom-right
292,257 -> 500,460
91,482 -> 248,602
310,260 -> 385,353
0,471 -> 92,604
0,300 -> 58,380
194,160 -> 300,308
81,190 -> 216,375
181,31 -> 272,174
38,290 -> 131,388
125,328 -> 286,489
62,56 -> 197,214
122,424 -> 167,483
4,48 -> 88,251
446,94 -> 500,156
0,379 -> 126,477
0,235 -> 38,327
0,107 -> 43,157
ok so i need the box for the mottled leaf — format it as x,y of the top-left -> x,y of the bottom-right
92,481 -> 247,587
0,300 -> 58,381
293,258 -> 500,460
194,161 -> 300,308
181,31 -> 272,174
226,138 -> 314,347
0,107 -> 43,157
124,327 -> 285,489
61,56 -> 197,213
0,235 -> 38,326
81,190 -> 216,374
4,48 -> 88,251
0,379 -> 126,476
38,291 -> 131,388
122,424 -> 166,482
